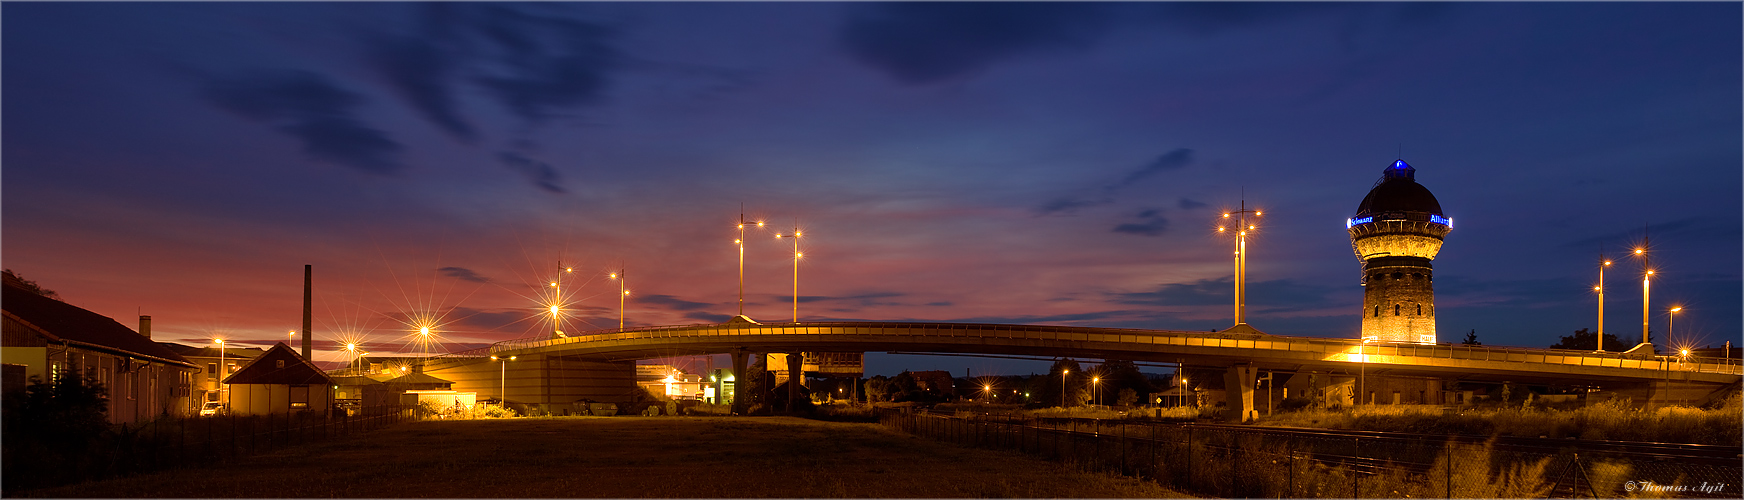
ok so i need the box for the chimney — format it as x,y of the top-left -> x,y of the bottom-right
302,265 -> 313,360
139,315 -> 152,339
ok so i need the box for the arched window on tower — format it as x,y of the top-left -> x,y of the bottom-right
1394,304 -> 1400,316
1374,305 -> 1380,317
1417,304 -> 1422,315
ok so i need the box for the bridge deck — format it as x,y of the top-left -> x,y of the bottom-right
427,321 -> 1741,386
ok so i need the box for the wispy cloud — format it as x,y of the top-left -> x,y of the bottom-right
203,70 -> 401,173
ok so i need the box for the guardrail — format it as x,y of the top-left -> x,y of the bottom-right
429,322 -> 1742,376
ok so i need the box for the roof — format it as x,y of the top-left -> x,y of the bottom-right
158,343 -> 265,359
2,282 -> 194,368
384,372 -> 453,386
224,343 -> 333,386
1354,159 -> 1444,218
329,375 -> 383,386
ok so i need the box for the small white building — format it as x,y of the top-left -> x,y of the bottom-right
222,343 -> 333,415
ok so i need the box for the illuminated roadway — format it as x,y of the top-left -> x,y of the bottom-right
431,320 -> 1741,387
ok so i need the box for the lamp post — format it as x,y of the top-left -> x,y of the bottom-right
491,355 -> 517,408
982,384 -> 992,402
1217,202 -> 1263,326
1668,306 -> 1683,346
1596,255 -> 1611,351
1060,368 -> 1069,408
550,264 -> 573,338
609,270 -> 629,331
345,343 -> 359,375
1359,336 -> 1374,405
1091,376 -> 1101,407
1179,373 -> 1188,408
1633,233 -> 1652,346
214,338 -> 226,408
735,211 -> 766,317
774,226 -> 803,323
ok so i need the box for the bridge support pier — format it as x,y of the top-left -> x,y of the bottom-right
1224,364 -> 1259,422
786,352 -> 803,413
730,349 -> 751,416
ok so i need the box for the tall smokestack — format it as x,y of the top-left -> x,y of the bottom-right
302,264 -> 312,360
138,315 -> 151,339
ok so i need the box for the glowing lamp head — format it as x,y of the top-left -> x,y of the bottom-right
1255,211 -> 1262,216
214,338 -> 224,345
609,273 -> 617,279
623,290 -> 631,296
757,221 -> 765,227
1680,349 -> 1690,357
1222,213 -> 1230,218
490,355 -> 499,360
550,282 -> 557,287
1634,248 -> 1644,255
549,305 -> 560,316
1670,307 -> 1682,313
345,343 -> 356,351
1604,261 -> 1612,266
1217,227 -> 1226,232
1647,270 -> 1655,276
983,384 -> 991,391
420,326 -> 430,336
734,239 -> 741,244
796,252 -> 803,259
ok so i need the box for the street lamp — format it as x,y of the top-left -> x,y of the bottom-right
1060,368 -> 1069,408
1632,239 -> 1653,346
345,342 -> 359,374
1179,374 -> 1188,408
735,210 -> 766,317
491,355 -> 517,408
1091,376 -> 1101,407
550,263 -> 574,338
1595,255 -> 1611,351
1217,201 -> 1263,326
1668,306 -> 1683,347
609,270 -> 629,331
982,384 -> 992,401
1359,336 -> 1375,405
213,338 -> 226,409
774,226 -> 804,323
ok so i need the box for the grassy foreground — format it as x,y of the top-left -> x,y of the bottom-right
26,416 -> 1190,498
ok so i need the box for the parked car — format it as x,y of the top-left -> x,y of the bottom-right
199,401 -> 226,416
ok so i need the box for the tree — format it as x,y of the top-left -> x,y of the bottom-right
1117,388 -> 1138,407
1549,328 -> 1632,351
2,370 -> 109,490
864,375 -> 891,403
1037,359 -> 1084,407
1462,330 -> 1481,346
1,268 -> 59,299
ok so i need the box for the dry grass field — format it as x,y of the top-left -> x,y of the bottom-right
25,416 -> 1191,498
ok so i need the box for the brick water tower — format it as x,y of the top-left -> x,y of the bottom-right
1348,159 -> 1452,343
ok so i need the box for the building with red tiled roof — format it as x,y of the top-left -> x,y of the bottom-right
222,343 -> 334,415
1,279 -> 199,422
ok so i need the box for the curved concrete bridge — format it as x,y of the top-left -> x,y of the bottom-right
423,320 -> 1740,419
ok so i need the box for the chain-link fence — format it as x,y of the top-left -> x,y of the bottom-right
3,405 -> 412,494
881,411 -> 1740,498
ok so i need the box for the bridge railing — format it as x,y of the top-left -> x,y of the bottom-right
470,322 -> 1743,376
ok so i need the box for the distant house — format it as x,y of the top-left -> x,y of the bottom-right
1,278 -> 199,422
159,343 -> 264,408
222,343 -> 333,415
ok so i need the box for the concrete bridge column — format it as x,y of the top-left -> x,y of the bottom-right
1224,364 -> 1259,422
786,352 -> 802,413
730,349 -> 751,415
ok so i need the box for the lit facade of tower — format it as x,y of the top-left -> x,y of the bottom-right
1348,160 -> 1451,343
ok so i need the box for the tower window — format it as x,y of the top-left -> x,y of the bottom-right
1412,273 -> 1422,280
1417,304 -> 1422,315
1394,304 -> 1400,316
1374,305 -> 1379,317
1392,272 -> 1403,280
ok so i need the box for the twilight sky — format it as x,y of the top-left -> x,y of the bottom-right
4,2 -> 1739,376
